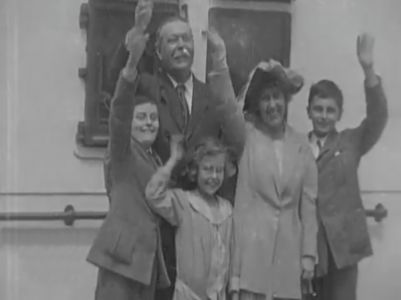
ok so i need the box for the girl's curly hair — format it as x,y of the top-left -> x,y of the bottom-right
177,137 -> 232,190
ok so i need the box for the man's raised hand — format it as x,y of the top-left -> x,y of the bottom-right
135,0 -> 153,33
124,27 -> 149,60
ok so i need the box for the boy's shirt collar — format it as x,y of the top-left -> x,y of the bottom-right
308,131 -> 328,159
309,132 -> 328,147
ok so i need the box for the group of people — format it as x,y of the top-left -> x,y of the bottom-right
86,1 -> 388,300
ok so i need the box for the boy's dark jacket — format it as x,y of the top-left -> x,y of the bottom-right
314,80 -> 388,276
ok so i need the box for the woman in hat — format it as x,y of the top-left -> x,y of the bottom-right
226,61 -> 318,300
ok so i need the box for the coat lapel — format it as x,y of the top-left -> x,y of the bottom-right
130,138 -> 160,169
130,139 -> 160,215
158,72 -> 186,132
186,78 -> 209,140
317,130 -> 341,169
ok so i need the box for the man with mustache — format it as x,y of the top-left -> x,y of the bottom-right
107,1 -> 243,300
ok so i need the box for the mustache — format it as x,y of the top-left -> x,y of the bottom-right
173,47 -> 191,58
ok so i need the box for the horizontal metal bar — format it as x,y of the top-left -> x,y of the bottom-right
0,205 -> 106,226
365,203 -> 388,222
0,212 -> 106,221
0,203 -> 388,226
1,190 -> 400,197
0,192 -> 106,196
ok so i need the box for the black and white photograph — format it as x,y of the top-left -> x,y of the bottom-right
0,0 -> 399,299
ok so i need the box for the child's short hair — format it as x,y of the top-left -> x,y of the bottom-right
308,79 -> 343,110
178,137 -> 230,190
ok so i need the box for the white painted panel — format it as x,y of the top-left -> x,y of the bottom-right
359,193 -> 401,300
0,195 -> 108,300
290,0 -> 401,191
1,0 -> 104,194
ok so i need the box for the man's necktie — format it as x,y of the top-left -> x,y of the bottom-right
176,83 -> 190,130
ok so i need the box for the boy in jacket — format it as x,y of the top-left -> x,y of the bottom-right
307,33 -> 388,300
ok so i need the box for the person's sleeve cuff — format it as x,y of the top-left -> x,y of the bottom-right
229,276 -> 240,292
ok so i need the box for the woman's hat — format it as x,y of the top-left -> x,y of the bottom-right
240,60 -> 304,112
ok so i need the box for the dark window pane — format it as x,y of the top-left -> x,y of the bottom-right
77,0 -> 178,147
207,7 -> 291,94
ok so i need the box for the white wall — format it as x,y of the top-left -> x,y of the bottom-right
360,194 -> 401,300
1,0 -> 104,194
0,0 -> 107,299
0,0 -> 400,299
290,1 -> 401,297
0,195 -> 105,300
290,0 -> 401,191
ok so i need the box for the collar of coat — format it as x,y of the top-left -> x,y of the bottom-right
185,191 -> 232,225
130,137 -> 162,167
308,130 -> 340,157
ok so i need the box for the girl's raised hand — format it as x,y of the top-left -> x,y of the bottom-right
169,134 -> 185,162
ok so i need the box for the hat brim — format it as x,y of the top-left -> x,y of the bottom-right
243,64 -> 304,112
251,66 -> 303,94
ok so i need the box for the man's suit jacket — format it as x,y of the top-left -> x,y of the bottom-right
106,43 -> 244,195
87,76 -> 169,288
315,80 -> 388,276
136,70 -> 244,163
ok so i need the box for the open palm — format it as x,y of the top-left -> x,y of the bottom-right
135,0 -> 153,32
357,33 -> 375,69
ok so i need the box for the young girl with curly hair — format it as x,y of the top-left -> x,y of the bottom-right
145,136 -> 234,300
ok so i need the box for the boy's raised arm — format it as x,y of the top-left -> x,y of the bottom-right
355,33 -> 388,154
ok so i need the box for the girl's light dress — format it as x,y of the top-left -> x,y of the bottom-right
146,169 -> 233,300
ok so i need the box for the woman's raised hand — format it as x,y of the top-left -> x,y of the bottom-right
124,0 -> 153,53
206,28 -> 226,60
123,0 -> 153,68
